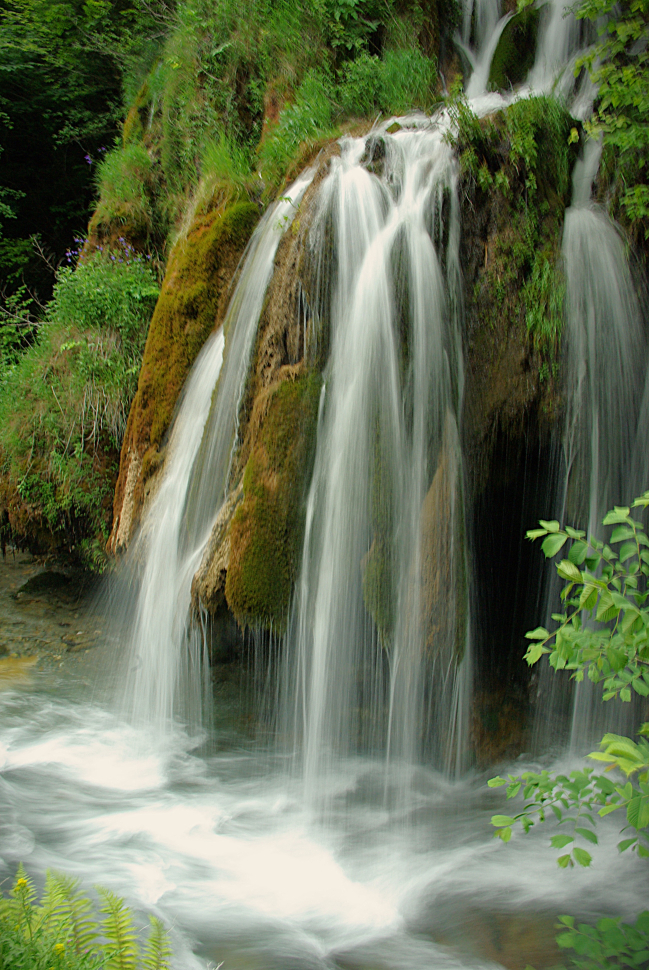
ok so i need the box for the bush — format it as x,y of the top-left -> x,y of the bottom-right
488,494 -> 649,970
0,242 -> 159,567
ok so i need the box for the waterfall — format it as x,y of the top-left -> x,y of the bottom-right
120,173 -> 314,731
563,173 -> 647,750
280,122 -> 470,798
532,140 -> 648,753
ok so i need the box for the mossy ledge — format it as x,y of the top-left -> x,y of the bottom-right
109,200 -> 259,551
457,96 -> 577,494
224,369 -> 321,630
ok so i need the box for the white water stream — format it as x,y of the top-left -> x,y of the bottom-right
1,678 -> 645,970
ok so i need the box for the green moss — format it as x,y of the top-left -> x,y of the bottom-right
225,371 -> 322,629
362,538 -> 394,643
122,80 -> 152,146
126,200 -> 259,459
488,5 -> 541,91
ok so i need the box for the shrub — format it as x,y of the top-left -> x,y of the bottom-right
0,242 -> 158,566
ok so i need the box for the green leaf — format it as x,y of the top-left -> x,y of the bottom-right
633,678 -> 649,697
557,560 -> 583,582
496,826 -> 512,842
527,528 -> 549,540
525,640 -> 550,664
579,583 -> 598,609
572,846 -> 592,867
491,815 -> 517,827
610,525 -> 636,543
618,837 -> 637,852
575,826 -> 598,844
488,776 -> 507,787
557,854 -> 572,868
619,540 -> 638,563
539,519 -> 561,533
568,540 -> 589,565
525,627 -> 550,640
603,507 -> 631,525
565,527 -> 586,540
550,834 -> 574,849
542,533 -> 569,558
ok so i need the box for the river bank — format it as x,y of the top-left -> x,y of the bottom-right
0,550 -> 107,686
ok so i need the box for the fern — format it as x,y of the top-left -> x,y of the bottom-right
141,916 -> 172,970
98,887 -> 140,970
40,871 -> 99,955
0,867 -> 172,970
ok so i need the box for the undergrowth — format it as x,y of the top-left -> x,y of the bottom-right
0,864 -> 171,970
0,240 -> 159,568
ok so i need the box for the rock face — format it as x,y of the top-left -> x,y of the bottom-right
108,201 -> 259,552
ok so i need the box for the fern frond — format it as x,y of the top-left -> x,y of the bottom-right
11,863 -> 37,906
97,887 -> 139,970
40,870 -> 98,954
141,916 -> 172,970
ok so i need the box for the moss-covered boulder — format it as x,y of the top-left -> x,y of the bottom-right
224,368 -> 321,629
109,200 -> 258,551
456,96 -> 577,491
488,5 -> 542,91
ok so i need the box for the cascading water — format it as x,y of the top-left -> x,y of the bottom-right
119,172 -> 314,732
531,139 -> 648,754
282,122 -> 470,797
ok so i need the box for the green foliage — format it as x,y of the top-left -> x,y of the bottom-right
0,0 -> 163,305
575,0 -> 649,237
258,69 -> 337,186
337,48 -> 436,117
555,911 -> 649,970
522,496 -> 649,701
0,865 -> 171,970
489,493 -> 649,868
0,243 -> 158,566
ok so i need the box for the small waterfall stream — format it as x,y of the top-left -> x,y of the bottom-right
118,172 -> 314,731
532,140 -> 648,753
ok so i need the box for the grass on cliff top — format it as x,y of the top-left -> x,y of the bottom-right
93,0 -> 442,245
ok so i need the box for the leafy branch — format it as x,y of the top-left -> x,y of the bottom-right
488,491 -> 649,867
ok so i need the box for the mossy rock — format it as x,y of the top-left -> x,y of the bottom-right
488,5 -> 541,91
225,370 -> 321,629
109,200 -> 258,550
